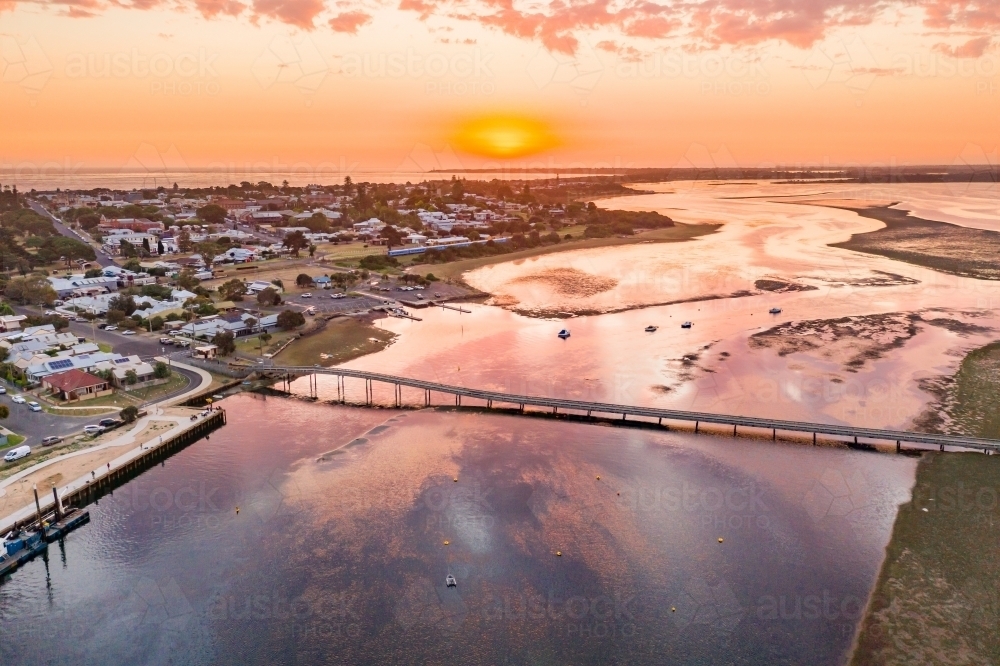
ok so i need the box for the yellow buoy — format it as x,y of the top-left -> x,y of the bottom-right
453,477 -> 458,482
235,507 -> 240,514
596,475 -> 600,480
443,540 -> 450,545
556,551 -> 562,556
671,607 -> 676,612
718,537 -> 724,543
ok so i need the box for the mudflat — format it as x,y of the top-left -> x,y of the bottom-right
827,205 -> 1000,280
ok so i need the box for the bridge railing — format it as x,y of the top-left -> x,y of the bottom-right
258,366 -> 1000,453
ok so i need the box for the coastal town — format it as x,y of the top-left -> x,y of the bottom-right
0,176 -> 680,480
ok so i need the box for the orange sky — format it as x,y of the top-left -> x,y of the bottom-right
1,1 -> 998,177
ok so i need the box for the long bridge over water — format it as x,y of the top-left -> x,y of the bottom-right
248,365 -> 1000,455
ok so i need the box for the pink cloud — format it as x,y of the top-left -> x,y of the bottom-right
251,0 -> 325,27
328,9 -> 371,32
2,0 -> 999,58
192,0 -> 247,17
934,35 -> 994,58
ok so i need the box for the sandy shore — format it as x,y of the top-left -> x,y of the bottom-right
0,406 -> 200,527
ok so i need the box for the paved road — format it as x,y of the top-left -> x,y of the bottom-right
28,200 -> 115,268
0,392 -> 96,446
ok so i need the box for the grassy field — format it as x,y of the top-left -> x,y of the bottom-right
829,205 -> 1000,280
851,452 -> 1000,665
407,223 -> 721,281
276,317 -> 395,367
235,329 -> 297,356
851,341 -> 1000,663
0,434 -> 25,451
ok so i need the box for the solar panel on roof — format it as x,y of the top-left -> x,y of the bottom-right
48,359 -> 74,370
114,358 -> 130,364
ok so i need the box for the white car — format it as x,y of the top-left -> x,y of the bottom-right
27,401 -> 42,412
121,330 -> 136,336
4,445 -> 30,463
11,395 -> 26,404
105,325 -> 118,331
83,425 -> 105,435
301,293 -> 312,298
0,387 -> 6,394
44,310 -> 58,316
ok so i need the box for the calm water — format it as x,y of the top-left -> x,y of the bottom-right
1,394 -> 915,665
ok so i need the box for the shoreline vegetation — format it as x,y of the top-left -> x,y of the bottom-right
410,222 -> 721,282
821,204 -> 1000,281
851,452 -> 1000,665
272,315 -> 396,368
851,338 -> 1000,663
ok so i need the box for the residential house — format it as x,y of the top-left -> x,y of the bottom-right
0,315 -> 27,332
42,368 -> 113,402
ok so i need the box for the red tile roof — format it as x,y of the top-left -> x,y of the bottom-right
44,368 -> 107,393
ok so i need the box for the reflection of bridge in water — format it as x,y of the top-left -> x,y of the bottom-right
259,366 -> 1000,454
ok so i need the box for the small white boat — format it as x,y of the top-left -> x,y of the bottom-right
769,307 -> 782,314
681,321 -> 693,329
558,329 -> 571,339
445,574 -> 457,587
645,325 -> 658,332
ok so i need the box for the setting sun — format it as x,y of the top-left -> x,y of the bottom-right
453,115 -> 558,159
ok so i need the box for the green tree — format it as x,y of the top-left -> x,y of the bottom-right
0,404 -> 8,420
120,405 -> 139,422
0,301 -> 14,316
295,273 -> 313,288
4,274 -> 57,305
211,330 -> 236,356
177,228 -> 193,253
153,361 -> 171,378
256,287 -> 281,306
176,267 -> 200,290
380,226 -> 402,249
124,369 -> 139,386
276,309 -> 305,330
282,230 -> 308,257
84,267 -> 103,278
196,203 -> 228,225
150,315 -> 164,331
108,294 -> 137,316
218,279 -> 247,302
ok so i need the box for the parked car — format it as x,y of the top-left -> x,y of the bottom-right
176,340 -> 191,348
41,436 -> 63,446
11,395 -> 26,404
168,330 -> 182,336
301,293 -> 312,298
83,425 -> 105,435
4,445 -> 30,462
0,387 -> 7,395
27,401 -> 42,412
98,323 -> 108,329
44,310 -> 58,316
105,325 -> 118,331
159,337 -> 173,344
121,330 -> 136,336
98,418 -> 122,429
